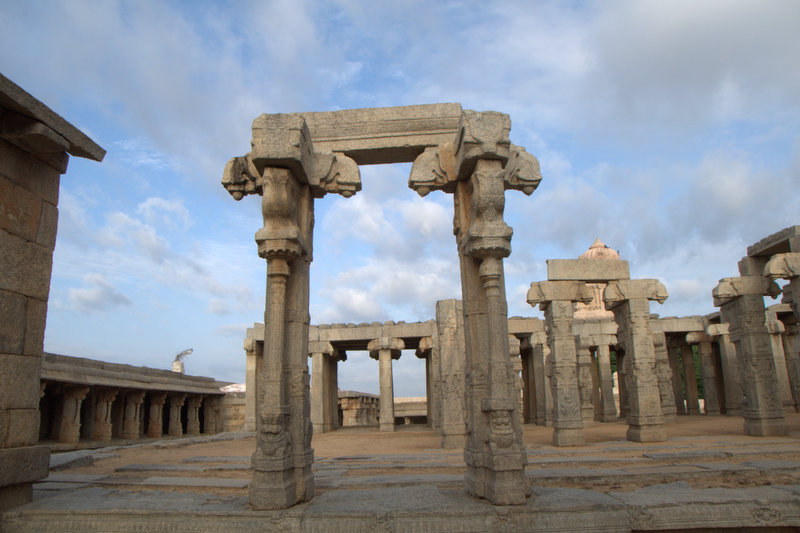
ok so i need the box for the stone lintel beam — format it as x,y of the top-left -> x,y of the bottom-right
415,336 -> 433,359
686,331 -> 712,344
706,323 -> 730,337
712,276 -> 781,306
604,280 -> 668,310
368,337 -> 405,360
527,280 -> 594,308
546,259 -> 630,282
577,333 -> 618,349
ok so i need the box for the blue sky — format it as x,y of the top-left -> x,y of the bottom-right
2,0 -> 798,396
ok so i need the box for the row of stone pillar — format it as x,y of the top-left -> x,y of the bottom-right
39,382 -> 221,445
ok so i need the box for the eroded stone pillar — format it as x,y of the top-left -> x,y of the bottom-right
764,317 -> 793,408
410,111 -> 538,504
528,281 -> 593,446
416,337 -> 434,427
223,113 -> 360,509
765,253 -> 800,322
203,396 -> 219,434
147,392 -> 168,438
687,332 -> 721,415
185,395 -> 202,436
707,322 -> 744,415
713,273 -> 786,436
168,393 -> 186,437
530,332 -> 552,426
782,324 -> 800,412
368,337 -> 403,432
244,335 -> 258,432
434,299 -> 467,448
652,332 -> 678,421
122,390 -> 145,440
574,342 -> 596,428
595,343 -> 618,422
91,388 -> 118,442
604,280 -> 668,442
666,340 -> 686,415
309,341 -> 334,434
57,386 -> 89,444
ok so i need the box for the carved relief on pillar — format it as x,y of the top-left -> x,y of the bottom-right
368,337 -> 404,433
764,253 -> 800,321
686,332 -> 721,415
713,275 -> 786,436
58,385 -> 89,444
186,395 -> 202,436
604,279 -> 668,443
651,332 -> 677,421
147,391 -> 168,438
122,390 -> 146,440
528,281 -> 593,446
168,393 -> 187,437
91,388 -> 118,442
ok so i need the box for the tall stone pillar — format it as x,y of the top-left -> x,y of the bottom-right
147,392 -> 168,438
595,343 -> 618,422
781,324 -> 800,412
168,393 -> 186,437
530,332 -> 552,426
91,388 -> 118,442
57,386 -> 89,444
508,335 -> 525,419
652,332 -> 678,421
368,337 -> 404,432
679,341 -> 701,415
410,111 -> 539,504
764,318 -> 793,408
203,396 -> 219,434
713,273 -> 786,436
528,281 -> 593,446
244,335 -> 259,432
603,279 -> 668,442
666,340 -> 686,415
519,335 -> 535,424
223,113 -> 360,509
707,322 -> 744,415
185,395 -> 202,436
434,299 -> 467,448
687,333 -> 721,415
764,253 -> 800,322
329,351 -> 343,430
309,341 -> 334,434
574,342 -> 596,427
122,390 -> 145,440
416,337 -> 434,426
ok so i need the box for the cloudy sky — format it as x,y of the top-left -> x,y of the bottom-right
2,1 -> 798,396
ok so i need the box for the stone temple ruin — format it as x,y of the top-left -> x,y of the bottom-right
2,76 -> 800,530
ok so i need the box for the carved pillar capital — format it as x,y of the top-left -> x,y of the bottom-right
367,337 -> 404,360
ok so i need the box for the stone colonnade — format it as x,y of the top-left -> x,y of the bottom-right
224,104 -> 539,507
38,353 -> 225,447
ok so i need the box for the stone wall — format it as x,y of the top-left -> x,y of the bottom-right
221,391 -> 246,432
0,74 -> 104,511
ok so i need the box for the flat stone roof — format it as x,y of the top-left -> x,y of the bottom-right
0,73 -> 105,161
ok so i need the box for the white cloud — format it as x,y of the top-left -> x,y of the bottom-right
69,273 -> 132,313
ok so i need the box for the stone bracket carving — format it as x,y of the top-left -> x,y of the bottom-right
367,337 -> 405,360
604,279 -> 668,309
503,145 -> 541,195
527,280 -> 594,308
459,160 -> 513,260
454,110 -> 511,180
763,253 -> 800,280
712,276 -> 781,306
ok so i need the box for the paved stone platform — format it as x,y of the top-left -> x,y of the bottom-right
3,422 -> 800,532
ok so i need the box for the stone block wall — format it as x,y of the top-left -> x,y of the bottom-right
221,392 -> 246,432
0,136 -> 60,510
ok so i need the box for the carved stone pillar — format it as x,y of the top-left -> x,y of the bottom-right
680,341 -> 701,415
713,274 -> 786,436
329,351 -> 344,430
530,332 -> 552,426
410,111 -> 538,504
223,113 -> 360,509
781,324 -> 800,412
91,388 -> 118,442
416,337 -> 434,426
574,342 -> 596,427
765,253 -> 800,322
168,393 -> 186,437
595,343 -> 618,422
707,322 -> 744,415
57,386 -> 89,444
185,395 -> 202,436
368,337 -> 403,433
147,392 -> 168,438
666,340 -> 686,415
519,335 -> 535,424
652,332 -> 678,421
604,280 -> 668,442
203,396 -> 219,434
528,281 -> 593,447
122,390 -> 146,440
687,332 -> 721,415
309,341 -> 334,434
434,299 -> 467,448
244,336 -> 258,432
764,318 -> 793,408
508,335 -> 525,419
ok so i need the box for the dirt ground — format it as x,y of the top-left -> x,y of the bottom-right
62,413 -> 800,479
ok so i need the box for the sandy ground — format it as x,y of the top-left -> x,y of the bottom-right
61,413 -> 800,480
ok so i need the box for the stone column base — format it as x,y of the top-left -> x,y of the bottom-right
627,424 -> 666,442
380,423 -> 395,432
744,417 -> 788,437
465,467 -> 528,506
442,433 -> 465,449
553,428 -> 585,447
